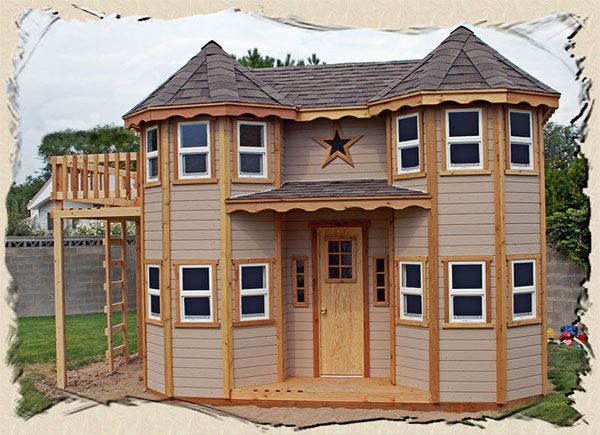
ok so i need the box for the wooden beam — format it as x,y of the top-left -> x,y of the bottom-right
386,113 -> 393,185
53,214 -> 67,389
424,106 -> 440,404
538,107 -> 549,395
160,120 -> 173,397
362,225 -> 370,378
388,208 -> 396,385
494,105 -> 508,404
219,117 -> 234,398
275,212 -> 285,382
51,206 -> 141,220
311,228 -> 319,377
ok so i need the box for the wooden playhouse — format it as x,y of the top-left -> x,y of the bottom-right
51,26 -> 559,409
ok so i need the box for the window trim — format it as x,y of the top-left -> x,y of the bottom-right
506,108 -> 538,175
508,254 -> 541,327
393,111 -> 425,179
144,125 -> 160,185
373,256 -> 389,307
145,261 -> 162,325
233,119 -> 272,183
395,256 -> 428,327
174,119 -> 217,183
233,258 -> 275,327
441,106 -> 491,176
292,256 -> 309,308
174,260 -> 220,328
442,256 -> 493,328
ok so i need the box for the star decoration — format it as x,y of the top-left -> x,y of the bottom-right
312,121 -> 363,168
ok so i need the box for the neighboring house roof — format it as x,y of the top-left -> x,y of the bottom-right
229,179 -> 426,200
125,26 -> 558,117
27,177 -> 52,211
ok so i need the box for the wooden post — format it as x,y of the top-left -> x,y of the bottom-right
135,220 -> 144,358
219,117 -> 233,398
160,120 -> 173,397
274,119 -> 282,189
538,107 -> 548,395
275,212 -> 284,382
494,105 -> 508,404
53,207 -> 67,388
425,107 -> 440,404
388,208 -> 396,385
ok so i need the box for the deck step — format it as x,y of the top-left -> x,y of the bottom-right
104,302 -> 123,313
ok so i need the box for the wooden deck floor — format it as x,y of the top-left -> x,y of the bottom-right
231,377 -> 431,404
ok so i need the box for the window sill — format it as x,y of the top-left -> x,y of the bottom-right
143,181 -> 162,188
442,321 -> 494,329
508,318 -> 541,327
505,169 -> 539,176
440,169 -> 492,176
396,318 -> 428,327
292,302 -> 310,308
233,319 -> 275,327
393,172 -> 426,181
174,321 -> 221,328
232,177 -> 273,184
146,318 -> 163,327
172,178 -> 218,185
373,301 -> 390,308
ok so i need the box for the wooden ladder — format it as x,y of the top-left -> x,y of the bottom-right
103,219 -> 129,372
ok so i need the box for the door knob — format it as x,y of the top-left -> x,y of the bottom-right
320,307 -> 327,315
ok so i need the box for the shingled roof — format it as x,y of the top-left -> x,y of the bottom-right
125,41 -> 294,116
229,179 -> 426,201
125,26 -> 558,117
374,26 -> 557,102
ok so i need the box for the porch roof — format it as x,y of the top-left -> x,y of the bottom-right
225,179 -> 431,213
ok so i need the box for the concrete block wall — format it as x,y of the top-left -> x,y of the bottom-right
6,237 -> 137,317
546,248 -> 587,334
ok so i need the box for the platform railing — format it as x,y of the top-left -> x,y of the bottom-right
50,152 -> 140,207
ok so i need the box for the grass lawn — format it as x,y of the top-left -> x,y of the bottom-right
482,343 -> 590,427
9,311 -> 138,418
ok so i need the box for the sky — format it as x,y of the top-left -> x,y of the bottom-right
14,9 -> 583,183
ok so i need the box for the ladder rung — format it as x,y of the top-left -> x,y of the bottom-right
113,345 -> 124,356
105,323 -> 124,336
102,238 -> 123,245
104,302 -> 124,313
105,280 -> 123,290
103,259 -> 123,268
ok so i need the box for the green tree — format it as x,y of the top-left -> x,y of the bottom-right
235,48 -> 324,68
37,124 -> 138,178
544,122 -> 589,269
6,124 -> 138,236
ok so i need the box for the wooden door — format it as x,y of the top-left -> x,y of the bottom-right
318,227 -> 364,376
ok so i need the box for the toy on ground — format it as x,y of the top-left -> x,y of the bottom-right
559,325 -> 582,349
547,328 -> 559,344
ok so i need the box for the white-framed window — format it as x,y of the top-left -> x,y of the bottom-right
147,264 -> 161,320
399,261 -> 424,320
237,121 -> 267,178
177,121 -> 211,179
395,113 -> 421,174
146,126 -> 159,182
239,263 -> 270,320
179,264 -> 214,322
448,261 -> 486,322
511,259 -> 536,320
445,108 -> 483,170
508,109 -> 533,170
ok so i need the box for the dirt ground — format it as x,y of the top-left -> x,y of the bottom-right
35,356 -> 505,428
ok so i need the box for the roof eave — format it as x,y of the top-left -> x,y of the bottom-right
123,101 -> 298,128
367,88 -> 560,116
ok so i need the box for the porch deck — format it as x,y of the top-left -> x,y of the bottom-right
231,377 -> 431,404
